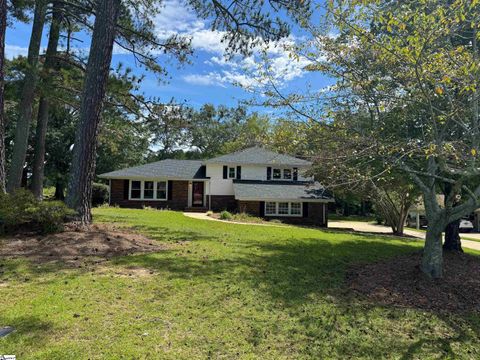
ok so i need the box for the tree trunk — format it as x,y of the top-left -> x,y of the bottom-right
65,0 -> 121,223
31,2 -> 61,199
422,223 -> 444,278
0,0 -> 6,193
54,180 -> 65,200
7,0 -> 47,192
444,219 -> 462,252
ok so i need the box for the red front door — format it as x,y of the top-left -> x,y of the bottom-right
192,182 -> 204,207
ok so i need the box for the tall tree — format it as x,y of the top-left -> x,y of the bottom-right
65,0 -> 122,223
7,0 -> 47,191
0,0 -> 6,193
31,0 -> 62,199
265,0 -> 480,278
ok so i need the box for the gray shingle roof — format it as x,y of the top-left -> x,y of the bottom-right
233,180 -> 333,202
98,159 -> 206,180
205,147 -> 312,166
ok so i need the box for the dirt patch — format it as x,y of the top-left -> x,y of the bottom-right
347,251 -> 480,313
0,223 -> 166,266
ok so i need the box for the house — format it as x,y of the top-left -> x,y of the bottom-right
98,147 -> 334,226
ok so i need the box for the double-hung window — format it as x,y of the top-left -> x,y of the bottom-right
228,167 -> 236,178
130,180 -> 167,200
144,181 -> 154,199
265,202 -> 277,215
130,181 -> 142,199
264,202 -> 303,217
156,181 -> 167,200
272,168 -> 294,181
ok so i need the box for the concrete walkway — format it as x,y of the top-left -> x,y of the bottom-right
329,220 -> 480,251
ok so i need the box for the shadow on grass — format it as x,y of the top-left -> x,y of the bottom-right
0,315 -> 54,350
110,230 -> 480,358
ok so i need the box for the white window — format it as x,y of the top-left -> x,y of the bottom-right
273,168 -> 282,179
272,168 -> 294,181
265,202 -> 277,215
278,202 -> 289,215
130,180 -> 168,201
156,181 -> 167,200
264,202 -> 303,217
131,181 -> 141,199
291,202 -> 302,215
229,167 -> 236,178
144,181 -> 154,199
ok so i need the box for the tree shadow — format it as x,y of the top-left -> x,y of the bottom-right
0,315 -> 54,354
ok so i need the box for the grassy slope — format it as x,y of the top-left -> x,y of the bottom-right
0,208 -> 479,359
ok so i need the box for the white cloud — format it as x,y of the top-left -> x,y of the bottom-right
153,0 -> 310,90
5,44 -> 29,59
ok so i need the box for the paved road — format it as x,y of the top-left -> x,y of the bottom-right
329,220 -> 480,251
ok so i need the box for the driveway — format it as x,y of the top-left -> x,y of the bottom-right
329,220 -> 480,252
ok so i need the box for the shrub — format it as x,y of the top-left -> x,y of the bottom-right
92,182 -> 109,206
206,211 -> 214,217
219,210 -> 232,220
0,189 -> 74,234
231,212 -> 263,223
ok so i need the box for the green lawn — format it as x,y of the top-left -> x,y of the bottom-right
1,208 -> 479,359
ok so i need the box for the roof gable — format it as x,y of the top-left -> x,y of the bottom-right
204,147 -> 312,166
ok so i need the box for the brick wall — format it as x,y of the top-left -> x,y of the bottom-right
238,200 -> 261,216
110,179 -> 189,210
237,200 -> 328,227
210,195 -> 237,211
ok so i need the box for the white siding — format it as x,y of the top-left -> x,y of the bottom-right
206,164 -> 234,195
206,164 -> 313,196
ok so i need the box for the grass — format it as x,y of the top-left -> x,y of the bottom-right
1,208 -> 480,359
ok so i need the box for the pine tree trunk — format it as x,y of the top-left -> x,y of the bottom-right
65,0 -> 121,223
54,180 -> 65,200
444,220 -> 462,252
422,223 -> 444,278
7,0 -> 47,192
0,0 -> 6,193
31,2 -> 61,199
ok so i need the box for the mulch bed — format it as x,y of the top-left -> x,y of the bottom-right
347,251 -> 480,313
0,223 -> 166,266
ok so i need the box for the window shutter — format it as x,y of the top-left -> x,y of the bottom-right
293,168 -> 298,181
267,167 -> 272,180
303,202 -> 309,218
223,165 -> 228,179
167,180 -> 173,200
123,180 -> 129,200
259,201 -> 265,217
236,166 -> 241,180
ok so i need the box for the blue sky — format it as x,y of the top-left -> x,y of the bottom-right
5,0 -> 333,115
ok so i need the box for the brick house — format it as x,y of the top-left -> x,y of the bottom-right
98,147 -> 334,226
